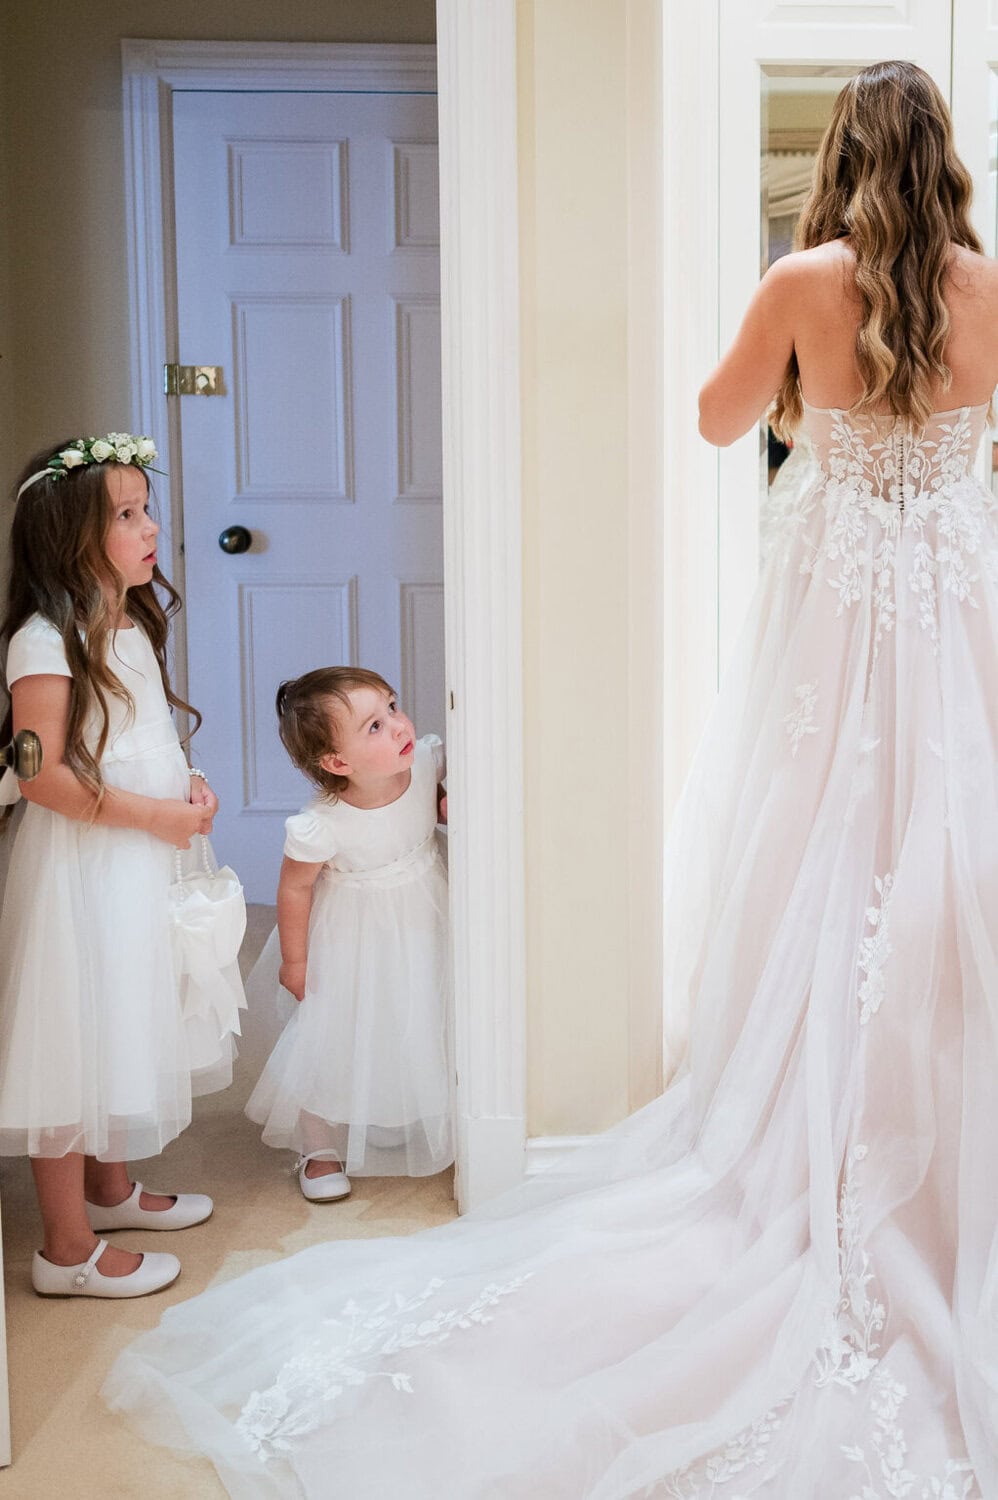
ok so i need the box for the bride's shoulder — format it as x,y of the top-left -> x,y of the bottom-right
761,242 -> 855,301
945,249 -> 998,345
947,244 -> 998,295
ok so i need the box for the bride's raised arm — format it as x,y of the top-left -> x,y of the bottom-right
697,251 -> 801,447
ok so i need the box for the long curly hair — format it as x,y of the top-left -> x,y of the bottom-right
771,60 -> 983,439
1,443 -> 200,824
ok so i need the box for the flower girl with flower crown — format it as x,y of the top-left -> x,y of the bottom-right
0,434 -> 244,1299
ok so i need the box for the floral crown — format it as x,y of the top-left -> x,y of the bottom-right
16,433 -> 159,501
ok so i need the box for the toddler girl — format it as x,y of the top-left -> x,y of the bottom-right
246,667 -> 453,1197
0,434 -> 244,1297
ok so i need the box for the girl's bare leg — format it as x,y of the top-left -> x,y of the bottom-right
32,1154 -> 143,1275
83,1156 -> 174,1212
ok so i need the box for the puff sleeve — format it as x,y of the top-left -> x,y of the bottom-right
283,803 -> 338,865
6,616 -> 72,687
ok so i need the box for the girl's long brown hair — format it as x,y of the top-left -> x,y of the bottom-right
772,60 -> 983,438
1,443 -> 200,824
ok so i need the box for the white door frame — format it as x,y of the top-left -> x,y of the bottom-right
661,2 -> 722,824
121,20 -> 526,1213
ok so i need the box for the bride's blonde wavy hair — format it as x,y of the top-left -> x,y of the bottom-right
771,60 -> 983,440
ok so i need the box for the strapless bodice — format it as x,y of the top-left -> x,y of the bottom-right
799,400 -> 989,506
758,397 -> 998,666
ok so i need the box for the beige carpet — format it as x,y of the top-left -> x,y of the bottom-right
0,904 -> 457,1498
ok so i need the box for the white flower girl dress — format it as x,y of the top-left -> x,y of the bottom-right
245,734 -> 452,1177
106,403 -> 998,1497
0,616 -> 244,1161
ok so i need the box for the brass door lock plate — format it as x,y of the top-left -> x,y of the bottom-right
164,364 -> 225,396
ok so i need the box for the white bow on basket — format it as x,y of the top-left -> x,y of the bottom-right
169,835 -> 247,1056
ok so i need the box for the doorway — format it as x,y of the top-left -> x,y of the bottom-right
122,26 -> 526,1215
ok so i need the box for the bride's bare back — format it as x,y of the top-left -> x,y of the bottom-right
794,239 -> 998,411
700,239 -> 998,445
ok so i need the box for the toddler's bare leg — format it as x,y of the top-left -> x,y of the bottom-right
300,1111 -> 345,1178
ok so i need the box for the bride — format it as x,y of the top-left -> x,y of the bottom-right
105,61 -> 998,1498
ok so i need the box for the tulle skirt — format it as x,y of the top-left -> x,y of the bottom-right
104,482 -> 998,1495
245,840 -> 453,1176
0,739 -> 240,1160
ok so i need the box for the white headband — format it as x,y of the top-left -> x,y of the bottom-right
15,470 -> 55,501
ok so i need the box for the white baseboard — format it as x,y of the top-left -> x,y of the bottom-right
455,1115 -> 527,1211
524,1134 -> 594,1174
454,1127 -> 598,1205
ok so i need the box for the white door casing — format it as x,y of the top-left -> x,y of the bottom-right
950,2 -> 998,488
122,25 -> 526,1214
661,1 -> 721,826
952,2 -> 998,257
171,89 -> 443,898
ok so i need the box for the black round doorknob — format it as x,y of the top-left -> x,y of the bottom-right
218,525 -> 252,554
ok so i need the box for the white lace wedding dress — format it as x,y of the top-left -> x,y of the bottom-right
105,401 -> 998,1499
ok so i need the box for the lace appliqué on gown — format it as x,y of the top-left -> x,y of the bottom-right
809,409 -> 998,654
814,1146 -> 884,1389
236,1274 -> 533,1462
857,875 -> 896,1027
651,1404 -> 792,1500
814,1149 -> 978,1500
784,682 -> 819,758
654,1149 -> 977,1499
842,1367 -> 977,1500
760,442 -> 821,575
653,1402 -> 789,1499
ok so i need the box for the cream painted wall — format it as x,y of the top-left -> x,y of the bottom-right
518,0 -> 663,1136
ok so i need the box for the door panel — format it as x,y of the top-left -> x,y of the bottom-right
172,92 -> 442,900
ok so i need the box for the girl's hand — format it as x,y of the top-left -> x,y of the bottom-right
151,799 -> 213,849
279,960 -> 307,1003
188,772 -> 219,830
437,784 -> 448,824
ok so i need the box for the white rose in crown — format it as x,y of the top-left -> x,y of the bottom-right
90,439 -> 114,462
115,444 -> 136,463
59,448 -> 86,468
135,438 -> 157,462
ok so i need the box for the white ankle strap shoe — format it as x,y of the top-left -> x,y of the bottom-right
31,1240 -> 181,1298
85,1181 -> 213,1232
294,1153 -> 352,1202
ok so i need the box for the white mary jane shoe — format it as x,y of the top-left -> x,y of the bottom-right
85,1180 -> 213,1232
32,1240 -> 181,1299
295,1153 -> 352,1202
